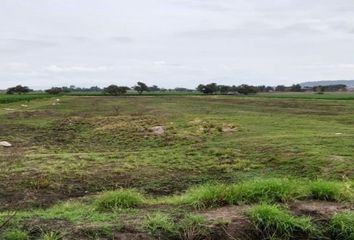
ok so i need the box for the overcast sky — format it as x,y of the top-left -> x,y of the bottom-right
1,0 -> 354,89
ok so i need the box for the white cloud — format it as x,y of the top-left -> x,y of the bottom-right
44,65 -> 110,73
0,0 -> 354,89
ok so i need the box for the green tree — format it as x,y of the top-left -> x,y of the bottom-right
6,85 -> 32,94
45,87 -> 63,95
103,85 -> 130,95
134,82 -> 149,94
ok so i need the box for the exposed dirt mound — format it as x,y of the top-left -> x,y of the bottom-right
289,200 -> 349,217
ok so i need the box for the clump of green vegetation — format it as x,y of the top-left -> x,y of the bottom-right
178,214 -> 209,240
177,183 -> 228,209
94,189 -> 145,211
330,212 -> 354,240
175,178 -> 343,209
248,204 -> 317,240
40,232 -> 61,240
2,229 -> 29,240
227,178 -> 307,204
308,180 -> 350,201
144,213 -> 177,237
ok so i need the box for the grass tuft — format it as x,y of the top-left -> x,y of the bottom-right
248,204 -> 317,239
178,214 -> 209,240
94,189 -> 145,211
144,213 -> 177,237
40,232 -> 61,240
227,178 -> 307,204
330,212 -> 354,240
308,180 -> 350,201
2,229 -> 29,240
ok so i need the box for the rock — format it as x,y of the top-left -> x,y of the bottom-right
21,104 -> 28,107
4,108 -> 15,111
0,141 -> 12,147
335,133 -> 343,135
56,99 -> 60,102
150,126 -> 164,135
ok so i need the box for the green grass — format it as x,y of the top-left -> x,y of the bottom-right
173,178 -> 353,209
144,213 -> 177,237
2,229 -> 29,240
178,214 -> 209,240
1,94 -> 354,238
330,212 -> 354,240
94,189 -> 145,210
308,180 -> 352,201
0,93 -> 52,104
248,204 -> 317,239
40,232 -> 61,240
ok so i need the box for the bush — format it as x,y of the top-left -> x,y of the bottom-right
3,229 -> 29,240
94,189 -> 145,210
330,212 -> 354,240
248,204 -> 317,239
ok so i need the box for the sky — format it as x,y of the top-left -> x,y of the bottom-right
1,0 -> 354,89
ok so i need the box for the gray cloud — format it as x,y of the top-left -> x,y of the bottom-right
0,0 -> 354,89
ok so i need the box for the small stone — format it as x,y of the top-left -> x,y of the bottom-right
0,141 -> 12,147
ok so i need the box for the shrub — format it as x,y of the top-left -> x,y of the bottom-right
330,212 -> 354,240
248,204 -> 317,239
3,229 -> 29,240
94,189 -> 145,211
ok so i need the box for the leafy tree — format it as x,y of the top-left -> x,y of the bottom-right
275,85 -> 286,92
148,85 -> 160,91
219,85 -> 232,94
103,85 -> 130,95
6,85 -> 32,94
134,82 -> 149,94
45,87 -> 63,95
236,84 -> 258,95
197,83 -> 219,94
290,84 -> 302,92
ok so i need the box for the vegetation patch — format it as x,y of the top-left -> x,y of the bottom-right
248,204 -> 317,239
94,189 -> 145,211
330,211 -> 354,240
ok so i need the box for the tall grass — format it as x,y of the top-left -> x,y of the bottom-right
173,178 -> 353,209
330,212 -> 354,240
94,189 -> 145,211
248,204 -> 317,239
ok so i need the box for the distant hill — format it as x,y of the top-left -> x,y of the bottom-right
300,80 -> 354,88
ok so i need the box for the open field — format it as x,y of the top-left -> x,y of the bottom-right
0,94 -> 353,239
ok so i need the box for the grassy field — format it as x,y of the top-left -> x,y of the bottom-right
0,93 -> 353,239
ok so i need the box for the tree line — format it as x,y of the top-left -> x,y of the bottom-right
4,83 -> 348,95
